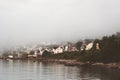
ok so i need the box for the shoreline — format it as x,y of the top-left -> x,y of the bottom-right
1,58 -> 120,69
40,59 -> 120,69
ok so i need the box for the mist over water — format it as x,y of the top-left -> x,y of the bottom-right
0,0 -> 120,49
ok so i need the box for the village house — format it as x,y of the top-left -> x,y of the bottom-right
80,43 -> 86,51
52,46 -> 64,54
64,45 -> 68,52
96,43 -> 100,50
69,46 -> 78,52
85,42 -> 93,50
8,55 -> 13,59
67,46 -> 78,52
85,42 -> 100,51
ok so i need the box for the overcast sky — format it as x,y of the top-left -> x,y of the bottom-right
0,0 -> 120,48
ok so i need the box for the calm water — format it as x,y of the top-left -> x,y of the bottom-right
0,60 -> 120,80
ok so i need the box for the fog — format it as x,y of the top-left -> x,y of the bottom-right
0,0 -> 120,48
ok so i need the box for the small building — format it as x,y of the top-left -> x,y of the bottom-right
53,46 -> 64,54
8,55 -> 13,59
96,43 -> 100,50
64,45 -> 68,52
85,42 -> 93,50
85,42 -> 100,50
69,46 -> 78,52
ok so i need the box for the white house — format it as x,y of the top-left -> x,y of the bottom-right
8,55 -> 13,59
64,45 -> 68,52
85,42 -> 100,51
33,50 -> 38,57
85,42 -> 93,50
53,47 -> 64,54
40,49 -> 44,55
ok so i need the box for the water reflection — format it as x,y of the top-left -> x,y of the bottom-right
0,60 -> 120,80
78,66 -> 120,80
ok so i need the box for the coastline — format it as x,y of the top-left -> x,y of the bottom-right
1,58 -> 120,69
40,59 -> 120,69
